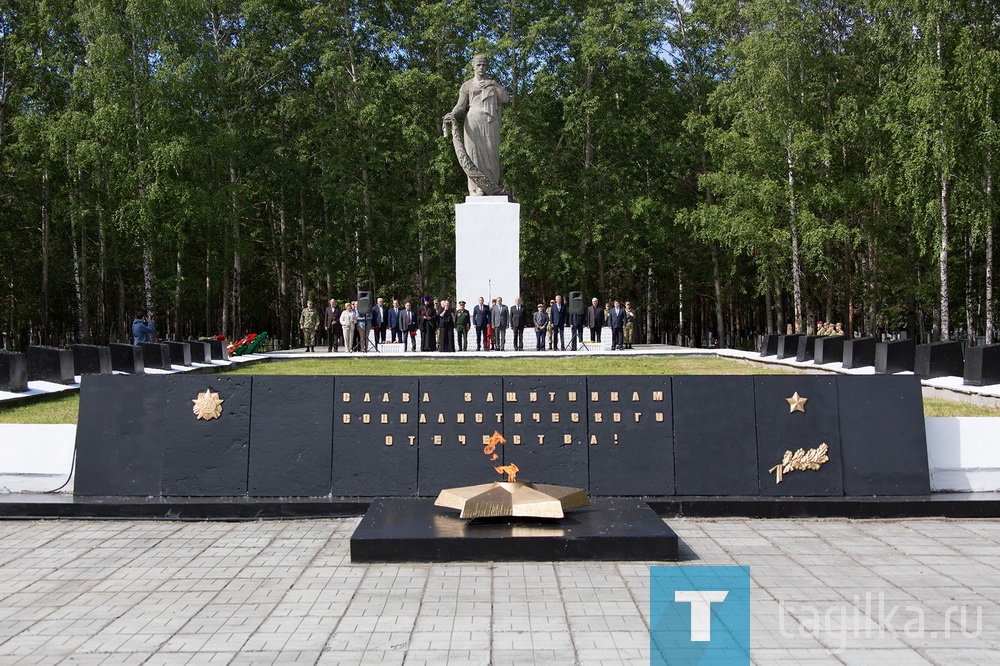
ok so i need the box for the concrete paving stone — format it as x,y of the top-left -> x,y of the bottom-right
489,649 -> 577,666
316,650 -> 405,665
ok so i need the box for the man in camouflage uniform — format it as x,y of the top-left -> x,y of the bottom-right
299,300 -> 320,352
624,301 -> 636,349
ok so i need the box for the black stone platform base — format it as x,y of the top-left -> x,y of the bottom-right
2,494 -> 1000,521
350,498 -> 679,562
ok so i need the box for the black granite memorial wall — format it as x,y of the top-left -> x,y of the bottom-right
964,344 -> 1000,387
248,376 -> 333,496
75,374 -> 165,496
27,346 -> 75,384
914,341 -> 964,379
140,343 -> 171,370
843,337 -> 876,369
759,335 -> 780,357
416,376 -> 504,496
754,376 -> 843,496
814,337 -> 845,365
0,352 -> 28,392
501,376 -> 590,491
875,339 -> 916,374
74,374 -> 931,499
160,376 -> 252,496
587,377 -> 673,496
777,335 -> 802,359
109,343 -> 145,374
72,345 -> 112,376
164,341 -> 192,367
837,375 -> 930,495
795,335 -> 819,362
186,340 -> 211,364
208,340 -> 229,361
331,377 -> 419,496
673,376 -> 759,496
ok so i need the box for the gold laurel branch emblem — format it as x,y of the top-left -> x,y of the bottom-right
769,443 -> 829,484
192,389 -> 225,421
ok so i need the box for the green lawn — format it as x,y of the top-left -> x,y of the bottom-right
1,356 -> 998,422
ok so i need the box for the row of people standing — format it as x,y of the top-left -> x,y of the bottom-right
299,295 -> 637,352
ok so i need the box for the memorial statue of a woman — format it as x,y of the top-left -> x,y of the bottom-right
443,54 -> 510,196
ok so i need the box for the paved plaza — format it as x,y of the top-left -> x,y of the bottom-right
0,516 -> 998,665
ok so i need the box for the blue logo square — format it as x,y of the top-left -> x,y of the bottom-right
650,566 -> 750,665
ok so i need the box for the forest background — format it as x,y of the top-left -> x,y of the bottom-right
0,0 -> 997,350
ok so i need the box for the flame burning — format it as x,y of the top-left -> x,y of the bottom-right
494,463 -> 519,483
484,430 -> 505,461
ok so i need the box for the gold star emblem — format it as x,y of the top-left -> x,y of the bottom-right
192,389 -> 224,420
786,391 -> 808,413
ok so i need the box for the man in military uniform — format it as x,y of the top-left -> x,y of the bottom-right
624,301 -> 636,349
299,300 -> 320,352
455,301 -> 471,351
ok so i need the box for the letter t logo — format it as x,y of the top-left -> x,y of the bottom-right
674,591 -> 729,641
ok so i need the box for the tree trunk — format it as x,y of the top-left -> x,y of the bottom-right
41,162 -> 51,343
787,127 -> 804,334
646,263 -> 654,344
939,172 -> 950,340
68,160 -> 85,342
278,196 -> 290,349
984,93 -> 995,343
174,238 -> 183,339
711,244 -> 724,347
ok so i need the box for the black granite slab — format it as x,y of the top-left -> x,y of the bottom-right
875,339 -> 916,374
0,352 -> 28,392
331,377 -> 419,496
837,375 -> 930,495
74,375 -> 165,496
795,335 -> 820,362
160,376 -> 252,496
26,346 -> 75,384
350,498 -> 679,562
72,345 -> 112,376
208,339 -> 229,361
4,493 -> 1000,521
759,335 -> 780,357
777,335 -> 802,359
109,343 -> 145,374
754,376 -> 843,496
416,376 -> 505,496
914,341 -> 964,379
140,342 -> 171,370
164,341 -> 193,367
814,337 -> 845,365
964,343 -> 1000,387
501,377 -> 589,491
588,377 -> 673,496
843,337 -> 876,369
186,340 -> 211,364
248,376 -> 334,497
673,376 -> 759,496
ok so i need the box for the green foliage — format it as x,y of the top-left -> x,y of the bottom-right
0,0 -> 996,350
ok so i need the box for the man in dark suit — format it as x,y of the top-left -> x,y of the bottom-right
586,297 -> 604,343
509,297 -> 526,351
400,301 -> 417,351
324,299 -> 342,352
608,299 -> 627,350
491,296 -> 510,350
388,299 -> 402,343
375,297 -> 390,345
473,296 -> 490,351
550,294 -> 567,351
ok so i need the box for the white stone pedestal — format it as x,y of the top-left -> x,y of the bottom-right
455,196 -> 520,306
